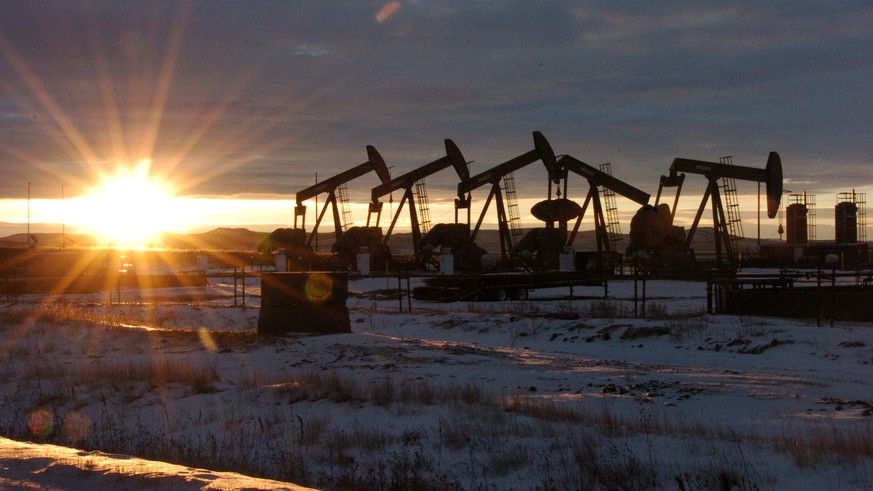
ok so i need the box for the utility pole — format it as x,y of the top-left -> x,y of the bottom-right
61,184 -> 66,250
757,182 -> 761,248
27,182 -> 31,248
314,172 -> 318,252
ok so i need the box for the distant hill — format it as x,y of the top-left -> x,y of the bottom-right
160,228 -> 270,251
0,228 -> 271,251
0,232 -> 98,249
2,225 -> 781,254
385,226 -> 778,255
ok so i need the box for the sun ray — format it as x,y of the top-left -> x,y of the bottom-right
176,54 -> 376,194
86,8 -> 130,167
139,1 -> 193,161
157,55 -> 271,187
0,31 -> 102,168
1,3 -> 393,239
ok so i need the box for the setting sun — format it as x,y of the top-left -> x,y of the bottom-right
76,160 -> 187,247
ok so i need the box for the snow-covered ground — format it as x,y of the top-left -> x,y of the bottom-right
0,273 -> 871,490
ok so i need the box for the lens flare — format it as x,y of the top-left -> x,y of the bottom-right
376,1 -> 401,23
61,411 -> 93,443
198,327 -> 218,353
305,273 -> 333,302
28,408 -> 54,438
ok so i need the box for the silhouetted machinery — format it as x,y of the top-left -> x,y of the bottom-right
368,139 -> 470,264
454,131 -> 561,269
293,145 -> 391,246
759,190 -> 869,268
262,146 -> 392,269
556,155 -> 651,271
785,194 -> 811,245
416,222 -> 488,271
629,152 -> 783,271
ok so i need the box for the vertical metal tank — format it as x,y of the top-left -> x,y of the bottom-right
835,201 -> 858,243
785,203 -> 808,244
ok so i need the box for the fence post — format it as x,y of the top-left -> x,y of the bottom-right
816,267 -> 821,327
406,264 -> 412,312
706,281 -> 713,315
397,267 -> 403,313
641,269 -> 647,318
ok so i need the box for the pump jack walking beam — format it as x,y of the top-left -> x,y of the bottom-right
557,155 -> 651,253
655,152 -> 782,267
368,139 -> 469,248
294,146 -> 391,247
455,131 -> 560,256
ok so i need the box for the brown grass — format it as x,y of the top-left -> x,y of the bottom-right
774,425 -> 873,466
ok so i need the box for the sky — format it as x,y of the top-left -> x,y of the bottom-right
0,1 -> 870,237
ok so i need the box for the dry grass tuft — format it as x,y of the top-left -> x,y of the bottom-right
586,299 -> 630,318
503,395 -> 587,423
774,425 -> 873,466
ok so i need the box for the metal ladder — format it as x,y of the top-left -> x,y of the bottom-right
336,183 -> 353,231
502,172 -> 524,248
599,163 -> 623,251
806,193 -> 817,241
414,179 -> 431,235
837,191 -> 868,242
719,156 -> 744,256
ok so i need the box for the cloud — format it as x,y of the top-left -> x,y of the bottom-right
0,1 -> 868,207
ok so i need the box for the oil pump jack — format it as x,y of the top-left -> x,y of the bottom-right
556,155 -> 651,271
367,139 -> 470,263
629,151 -> 783,271
260,146 -> 391,269
293,145 -> 391,246
453,131 -> 561,265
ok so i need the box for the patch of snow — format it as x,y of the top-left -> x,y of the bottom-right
0,273 -> 870,489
